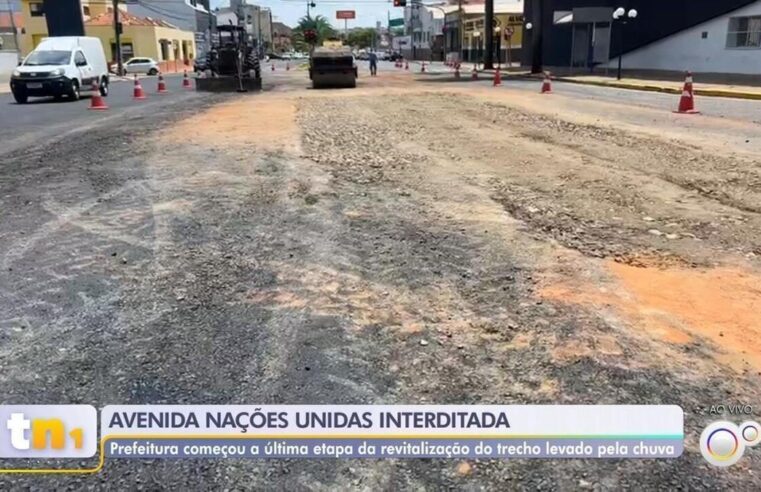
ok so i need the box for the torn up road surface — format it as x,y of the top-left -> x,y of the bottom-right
0,73 -> 760,489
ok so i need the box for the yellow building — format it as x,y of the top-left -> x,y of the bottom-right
444,4 -> 525,65
20,0 -> 119,55
86,11 -> 196,70
463,11 -> 524,65
19,0 -> 195,71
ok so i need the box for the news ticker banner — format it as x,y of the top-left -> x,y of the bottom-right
0,404 -> 684,463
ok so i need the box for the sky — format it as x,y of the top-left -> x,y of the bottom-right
210,0 -> 400,29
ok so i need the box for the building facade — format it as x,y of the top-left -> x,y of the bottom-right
607,0 -> 761,74
18,0 -> 196,71
0,1 -> 22,51
271,21 -> 292,54
403,4 -> 446,60
19,0 -> 116,55
85,11 -> 196,70
444,1 -> 525,64
126,0 -> 214,60
523,0 -> 761,74
215,0 -> 272,56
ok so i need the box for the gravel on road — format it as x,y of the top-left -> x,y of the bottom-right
0,73 -> 759,489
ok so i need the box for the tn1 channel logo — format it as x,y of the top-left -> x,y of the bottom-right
700,420 -> 760,467
1,405 -> 97,458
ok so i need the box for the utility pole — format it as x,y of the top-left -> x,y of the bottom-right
457,0 -> 462,62
530,0 -> 543,74
113,0 -> 123,75
388,10 -> 393,53
207,1 -> 214,63
484,0 -> 494,69
257,6 -> 262,56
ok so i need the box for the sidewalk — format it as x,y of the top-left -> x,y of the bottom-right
459,64 -> 761,100
540,74 -> 761,100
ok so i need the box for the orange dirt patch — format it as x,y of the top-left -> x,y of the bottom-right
551,335 -> 624,363
541,261 -> 761,372
162,96 -> 298,150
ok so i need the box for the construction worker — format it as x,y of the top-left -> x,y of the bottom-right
368,50 -> 378,77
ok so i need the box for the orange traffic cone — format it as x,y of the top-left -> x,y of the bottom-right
541,71 -> 552,94
674,71 -> 699,114
286,62 -> 290,71
271,62 -> 275,71
182,70 -> 192,89
157,72 -> 168,94
88,80 -> 108,110
404,60 -> 409,70
471,65 -> 478,80
454,63 -> 460,79
421,62 -> 426,73
493,66 -> 502,86
133,74 -> 146,100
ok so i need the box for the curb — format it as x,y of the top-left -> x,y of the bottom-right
537,75 -> 761,101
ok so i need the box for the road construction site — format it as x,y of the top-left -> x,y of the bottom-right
1,61 -> 760,488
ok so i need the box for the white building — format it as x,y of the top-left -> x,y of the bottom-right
403,4 -> 452,60
215,0 -> 272,55
607,0 -> 761,74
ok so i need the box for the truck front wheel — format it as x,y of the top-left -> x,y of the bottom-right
68,80 -> 80,101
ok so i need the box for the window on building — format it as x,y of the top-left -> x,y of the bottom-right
727,16 -> 761,48
29,2 -> 44,17
83,6 -> 90,16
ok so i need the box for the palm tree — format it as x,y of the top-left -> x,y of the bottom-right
293,15 -> 337,47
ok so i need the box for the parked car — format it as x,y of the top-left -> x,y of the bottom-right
9,36 -> 109,104
389,52 -> 403,61
110,57 -> 160,76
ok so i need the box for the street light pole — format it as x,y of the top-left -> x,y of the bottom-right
484,0 -> 494,69
113,0 -> 123,75
613,7 -> 638,80
617,20 -> 624,79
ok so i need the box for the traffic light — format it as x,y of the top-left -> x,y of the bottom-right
393,0 -> 407,6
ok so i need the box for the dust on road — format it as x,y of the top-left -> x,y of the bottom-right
1,68 -> 759,489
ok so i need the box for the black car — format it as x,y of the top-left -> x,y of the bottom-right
389,52 -> 403,62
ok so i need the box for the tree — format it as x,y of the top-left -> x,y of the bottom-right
346,28 -> 377,49
292,15 -> 338,49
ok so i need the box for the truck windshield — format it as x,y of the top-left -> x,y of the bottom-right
24,50 -> 71,66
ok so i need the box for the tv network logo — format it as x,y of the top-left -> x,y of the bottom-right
1,405 -> 97,458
